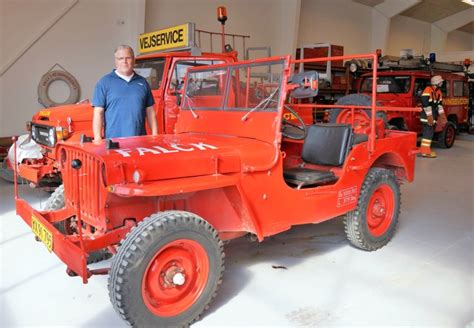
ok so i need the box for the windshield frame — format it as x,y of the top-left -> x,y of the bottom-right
182,58 -> 286,113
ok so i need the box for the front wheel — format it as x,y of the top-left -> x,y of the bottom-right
437,121 -> 456,149
108,211 -> 224,327
344,168 -> 400,251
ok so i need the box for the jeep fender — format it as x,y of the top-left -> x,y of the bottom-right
110,174 -> 263,240
369,151 -> 414,182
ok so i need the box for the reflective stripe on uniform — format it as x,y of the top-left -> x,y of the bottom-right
421,138 -> 431,146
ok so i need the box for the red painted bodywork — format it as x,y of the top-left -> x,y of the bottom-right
15,53 -> 417,282
359,70 -> 469,134
19,51 -> 238,184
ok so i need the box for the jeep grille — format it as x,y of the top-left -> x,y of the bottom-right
62,148 -> 103,224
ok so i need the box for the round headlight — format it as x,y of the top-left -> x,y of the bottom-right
349,63 -> 358,73
48,128 -> 55,146
133,169 -> 144,184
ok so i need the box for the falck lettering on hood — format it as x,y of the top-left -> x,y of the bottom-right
113,142 -> 218,158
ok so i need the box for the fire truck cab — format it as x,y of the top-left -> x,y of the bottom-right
357,59 -> 470,148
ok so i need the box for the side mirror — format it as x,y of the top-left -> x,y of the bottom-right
288,71 -> 319,99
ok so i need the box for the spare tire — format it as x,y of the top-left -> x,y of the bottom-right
328,94 -> 385,126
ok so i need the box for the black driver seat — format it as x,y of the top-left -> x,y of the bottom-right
284,124 -> 354,189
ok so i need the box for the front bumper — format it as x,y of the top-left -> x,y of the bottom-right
15,198 -> 89,281
18,162 -> 56,184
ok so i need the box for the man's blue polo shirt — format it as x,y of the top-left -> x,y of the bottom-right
92,70 -> 155,138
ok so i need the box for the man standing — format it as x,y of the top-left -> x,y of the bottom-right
419,75 -> 446,158
93,45 -> 158,141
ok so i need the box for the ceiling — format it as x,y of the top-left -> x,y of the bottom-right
353,0 -> 474,34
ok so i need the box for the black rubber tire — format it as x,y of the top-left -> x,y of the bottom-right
329,94 -> 386,125
0,160 -> 27,184
437,121 -> 456,149
44,184 -> 65,211
329,94 -> 372,123
43,184 -> 111,264
344,168 -> 400,251
108,211 -> 224,328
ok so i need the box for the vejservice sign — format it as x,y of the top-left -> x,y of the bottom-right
138,23 -> 194,54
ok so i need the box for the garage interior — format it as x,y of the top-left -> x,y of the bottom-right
1,0 -> 473,327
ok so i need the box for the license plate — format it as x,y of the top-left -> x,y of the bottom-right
31,215 -> 53,252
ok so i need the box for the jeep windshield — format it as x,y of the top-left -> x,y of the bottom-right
360,76 -> 411,94
134,58 -> 166,90
182,59 -> 285,112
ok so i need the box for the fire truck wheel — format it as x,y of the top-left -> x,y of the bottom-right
108,211 -> 224,327
344,168 -> 400,251
437,121 -> 456,149
0,159 -> 27,184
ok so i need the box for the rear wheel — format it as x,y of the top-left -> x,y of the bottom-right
437,121 -> 456,149
344,168 -> 400,251
108,211 -> 224,328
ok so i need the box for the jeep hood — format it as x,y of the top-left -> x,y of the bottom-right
33,103 -> 93,126
61,133 -> 277,184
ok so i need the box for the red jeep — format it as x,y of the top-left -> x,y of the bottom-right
14,54 -> 417,327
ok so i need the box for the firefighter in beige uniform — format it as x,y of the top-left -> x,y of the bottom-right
420,75 -> 446,158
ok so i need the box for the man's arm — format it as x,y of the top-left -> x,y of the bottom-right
93,107 -> 105,141
146,105 -> 158,135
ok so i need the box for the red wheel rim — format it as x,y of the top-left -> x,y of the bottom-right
445,125 -> 455,146
336,110 -> 370,129
366,185 -> 395,237
142,239 -> 209,317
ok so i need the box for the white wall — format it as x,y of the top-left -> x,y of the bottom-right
145,0 -> 301,60
388,15 -> 474,57
446,30 -> 474,52
298,0 -> 372,55
387,15 -> 430,56
0,0 -> 145,137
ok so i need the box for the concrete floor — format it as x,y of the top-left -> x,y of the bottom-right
1,136 -> 473,327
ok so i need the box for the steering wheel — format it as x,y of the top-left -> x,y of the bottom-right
282,105 -> 307,140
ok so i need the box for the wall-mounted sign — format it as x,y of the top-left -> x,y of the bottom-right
138,23 -> 195,54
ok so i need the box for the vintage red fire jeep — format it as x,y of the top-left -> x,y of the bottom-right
14,54 -> 417,327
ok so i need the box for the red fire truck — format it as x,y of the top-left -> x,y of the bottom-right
14,53 -> 418,327
330,56 -> 470,149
